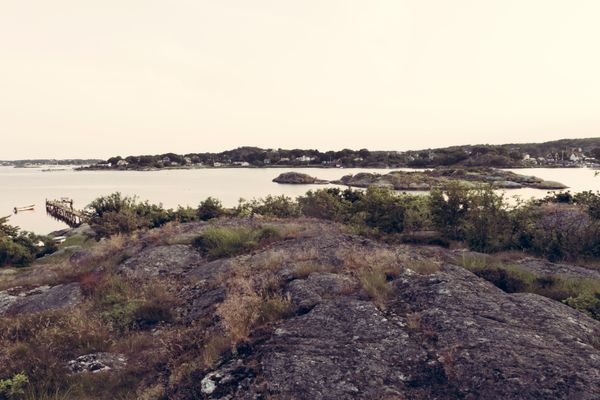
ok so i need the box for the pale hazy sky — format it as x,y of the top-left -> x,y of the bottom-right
1,0 -> 599,159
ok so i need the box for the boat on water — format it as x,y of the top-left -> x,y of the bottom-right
14,205 -> 35,213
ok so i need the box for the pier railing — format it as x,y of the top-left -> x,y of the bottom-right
45,199 -> 86,227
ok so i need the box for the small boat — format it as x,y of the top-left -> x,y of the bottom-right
14,205 -> 35,213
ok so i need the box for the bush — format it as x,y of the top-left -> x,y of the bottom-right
298,188 -> 352,221
0,373 -> 29,400
429,183 -> 471,240
528,204 -> 600,261
193,226 -> 281,260
564,291 -> 600,320
463,187 -> 511,252
0,217 -> 56,268
86,193 -> 175,237
352,187 -> 408,234
197,197 -> 224,221
245,195 -> 301,218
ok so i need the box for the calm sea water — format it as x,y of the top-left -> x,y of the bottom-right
1,166 -> 598,234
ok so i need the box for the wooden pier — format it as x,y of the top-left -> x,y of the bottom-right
45,199 -> 86,227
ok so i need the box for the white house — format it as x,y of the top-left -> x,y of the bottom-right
296,155 -> 315,162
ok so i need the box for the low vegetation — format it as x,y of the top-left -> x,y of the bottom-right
459,253 -> 600,320
0,217 -> 56,268
192,226 -> 281,260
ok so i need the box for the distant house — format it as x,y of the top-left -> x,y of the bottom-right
263,159 -> 271,164
296,155 -> 315,162
522,154 -> 531,161
233,161 -> 250,167
117,160 -> 129,167
183,157 -> 192,165
213,162 -> 224,167
570,153 -> 581,162
279,158 -> 290,163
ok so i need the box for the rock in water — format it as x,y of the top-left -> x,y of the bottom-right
273,172 -> 328,184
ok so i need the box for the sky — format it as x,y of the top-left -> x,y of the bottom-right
1,0 -> 599,159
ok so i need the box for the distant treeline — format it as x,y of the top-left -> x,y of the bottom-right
0,159 -> 102,167
88,137 -> 600,170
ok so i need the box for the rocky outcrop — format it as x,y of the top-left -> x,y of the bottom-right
287,272 -> 355,312
118,244 -> 203,279
201,262 -> 599,399
68,353 -> 127,374
273,172 -> 328,184
0,283 -> 82,316
532,180 -> 569,189
1,218 -> 598,399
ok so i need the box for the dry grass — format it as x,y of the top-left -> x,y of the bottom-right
405,259 -> 440,275
294,262 -> 335,279
201,334 -> 233,368
256,250 -> 286,272
359,268 -> 393,310
216,274 -> 262,346
337,245 -> 402,275
258,294 -> 294,324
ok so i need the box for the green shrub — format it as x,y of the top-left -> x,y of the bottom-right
193,226 -> 281,260
247,195 -> 301,218
86,193 -> 175,237
0,217 -> 56,268
463,187 -> 511,252
197,197 -> 224,221
352,187 -> 408,234
429,183 -> 471,240
0,373 -> 29,400
298,188 -> 352,221
564,291 -> 600,320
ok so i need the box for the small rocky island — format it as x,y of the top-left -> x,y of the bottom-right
331,168 -> 568,191
272,172 -> 329,184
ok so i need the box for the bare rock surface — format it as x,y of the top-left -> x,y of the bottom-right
68,353 -> 127,374
0,283 -> 82,316
287,272 -> 355,312
118,244 -> 203,279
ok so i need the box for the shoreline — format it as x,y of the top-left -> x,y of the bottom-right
75,164 -> 593,172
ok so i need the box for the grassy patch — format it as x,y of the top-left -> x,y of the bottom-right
91,275 -> 176,332
193,226 -> 281,260
359,268 -> 392,310
258,294 -> 294,324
